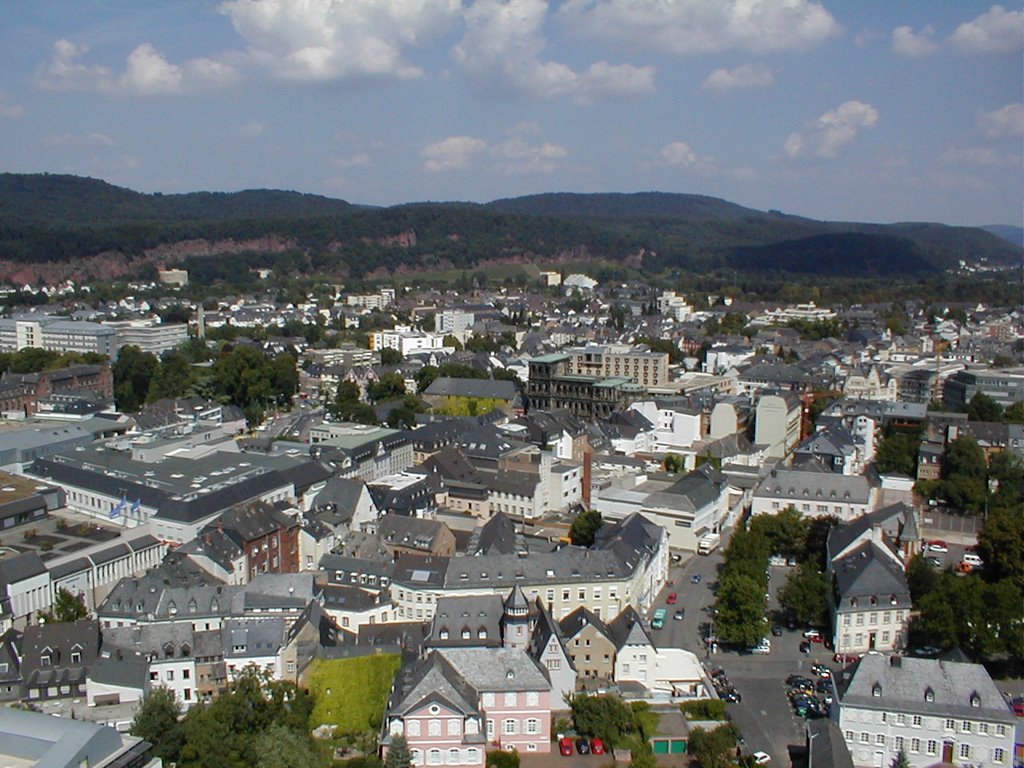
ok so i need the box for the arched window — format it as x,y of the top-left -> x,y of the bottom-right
428,749 -> 443,765
447,748 -> 460,764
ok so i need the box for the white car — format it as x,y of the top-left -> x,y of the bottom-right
753,751 -> 771,765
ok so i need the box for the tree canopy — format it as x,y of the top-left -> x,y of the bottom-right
570,509 -> 603,547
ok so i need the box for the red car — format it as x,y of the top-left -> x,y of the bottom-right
666,593 -> 678,604
591,738 -> 606,755
834,652 -> 861,664
559,738 -> 574,756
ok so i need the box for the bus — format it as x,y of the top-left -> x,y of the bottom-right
651,608 -> 667,630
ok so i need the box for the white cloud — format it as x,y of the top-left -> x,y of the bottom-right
422,136 -> 488,171
950,5 -> 1024,54
36,38 -> 236,95
453,0 -> 653,101
220,0 -> 459,81
559,0 -> 840,55
120,43 -> 183,94
36,39 -> 114,92
0,91 -> 23,119
784,100 -> 879,160
979,103 -> 1024,138
660,141 -> 698,167
701,63 -> 773,92
891,25 -> 938,57
491,136 -> 567,173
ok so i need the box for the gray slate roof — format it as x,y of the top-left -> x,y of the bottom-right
840,654 -> 1015,722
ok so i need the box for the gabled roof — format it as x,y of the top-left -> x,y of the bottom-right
424,377 -> 518,401
831,540 -> 909,608
559,606 -> 613,644
607,605 -> 653,651
467,511 -> 526,557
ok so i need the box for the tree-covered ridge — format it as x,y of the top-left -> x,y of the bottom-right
0,173 -> 358,224
0,173 -> 1017,279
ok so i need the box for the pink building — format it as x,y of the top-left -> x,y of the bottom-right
382,647 -> 552,767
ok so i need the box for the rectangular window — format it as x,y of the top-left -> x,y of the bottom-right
912,715 -> 922,727
978,723 -> 988,735
995,725 -> 1007,737
958,744 -> 970,760
945,719 -> 955,731
962,721 -> 971,733
875,734 -> 885,746
994,748 -> 1005,763
860,733 -> 870,744
894,737 -> 904,751
926,740 -> 937,756
910,738 -> 920,754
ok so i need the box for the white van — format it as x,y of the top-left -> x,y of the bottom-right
750,638 -> 771,655
962,552 -> 983,568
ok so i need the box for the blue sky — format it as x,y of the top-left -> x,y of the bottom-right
0,1 -> 1020,225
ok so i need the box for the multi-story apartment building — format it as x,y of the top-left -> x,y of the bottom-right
309,423 -> 414,482
754,391 -> 802,459
562,344 -> 671,388
109,320 -> 189,356
943,367 -> 1024,411
837,655 -> 1016,768
527,354 -> 642,418
370,326 -> 447,356
390,513 -> 668,624
0,317 -> 117,357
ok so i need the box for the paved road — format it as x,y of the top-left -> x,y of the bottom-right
647,552 -> 837,767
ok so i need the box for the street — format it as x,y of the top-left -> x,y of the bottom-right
648,551 -> 835,766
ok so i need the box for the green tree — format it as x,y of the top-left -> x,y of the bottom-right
663,453 -> 686,473
570,509 -> 603,547
778,563 -> 830,628
714,572 -> 768,648
379,348 -> 403,365
37,587 -> 88,623
130,686 -> 184,764
976,504 -> 1024,589
368,372 -> 406,403
415,365 -> 439,393
891,750 -> 911,768
334,380 -> 361,405
147,349 -> 194,401
486,750 -> 520,768
687,723 -> 739,768
749,507 -> 809,560
874,426 -> 922,477
802,515 -> 838,570
254,723 -> 325,768
113,345 -> 159,412
939,435 -> 987,512
968,392 -> 1003,422
906,554 -> 939,602
1003,401 -> 1024,424
385,735 -> 412,768
571,694 -> 636,748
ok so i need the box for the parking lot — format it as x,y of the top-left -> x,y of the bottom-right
649,553 -> 839,766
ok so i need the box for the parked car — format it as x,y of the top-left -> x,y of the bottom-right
771,624 -> 783,636
722,688 -> 742,703
666,592 -> 678,604
816,679 -> 833,694
752,751 -> 772,765
590,739 -> 605,755
799,640 -> 811,654
928,540 -> 949,553
690,573 -> 702,584
787,674 -> 814,687
559,738 -> 574,756
802,629 -> 822,640
833,652 -> 860,664
925,556 -> 942,567
673,609 -> 685,621
576,738 -> 590,755
810,664 -> 831,678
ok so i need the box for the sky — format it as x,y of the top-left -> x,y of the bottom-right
0,1 -> 1021,226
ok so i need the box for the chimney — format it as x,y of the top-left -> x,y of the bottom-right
217,519 -> 224,534
582,450 -> 592,507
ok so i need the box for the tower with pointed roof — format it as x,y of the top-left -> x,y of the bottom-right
502,585 -> 532,650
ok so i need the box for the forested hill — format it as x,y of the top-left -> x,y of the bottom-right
0,173 -> 1017,281
0,173 -> 357,224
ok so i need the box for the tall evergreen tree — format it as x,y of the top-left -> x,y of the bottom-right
385,735 -> 412,768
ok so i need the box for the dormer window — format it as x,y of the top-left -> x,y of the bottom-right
461,628 -> 471,640
924,687 -> 935,703
969,692 -> 980,708
872,683 -> 882,698
439,630 -> 449,640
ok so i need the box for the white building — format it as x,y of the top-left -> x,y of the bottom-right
370,326 -> 447,356
751,469 -> 875,522
630,400 -> 702,453
837,655 -> 1016,768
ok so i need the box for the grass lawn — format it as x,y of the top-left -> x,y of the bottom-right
308,653 -> 403,734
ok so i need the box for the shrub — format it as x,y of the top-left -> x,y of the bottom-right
680,699 -> 727,721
